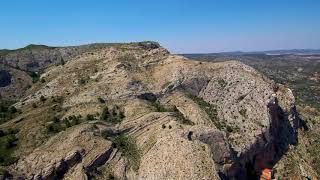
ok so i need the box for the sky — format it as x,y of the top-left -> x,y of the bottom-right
0,0 -> 319,53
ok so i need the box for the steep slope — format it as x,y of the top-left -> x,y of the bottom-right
0,42 -> 315,179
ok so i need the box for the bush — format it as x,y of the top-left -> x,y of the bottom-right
51,96 -> 64,103
46,122 -> 65,133
97,97 -> 106,104
86,114 -> 95,121
239,109 -> 248,118
218,79 -> 227,88
47,114 -> 84,134
0,130 -> 18,166
40,78 -> 46,83
40,95 -> 46,102
0,101 -> 18,125
100,106 -> 125,124
187,94 -> 223,129
29,72 -> 40,83
8,106 -> 17,114
79,76 -> 90,85
32,103 -> 38,108
152,101 -> 173,112
112,135 -> 140,171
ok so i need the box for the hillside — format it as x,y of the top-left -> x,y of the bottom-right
0,43 -> 134,101
0,42 -> 318,179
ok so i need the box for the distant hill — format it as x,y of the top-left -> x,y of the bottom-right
182,49 -> 320,57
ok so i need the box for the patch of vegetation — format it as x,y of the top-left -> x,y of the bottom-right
151,101 -> 194,125
239,108 -> 248,118
0,129 -> 19,166
0,101 -> 19,124
151,101 -> 173,112
226,125 -> 240,133
100,106 -> 125,124
308,143 -> 320,175
97,97 -> 106,103
40,95 -> 46,102
218,79 -> 227,88
86,114 -> 95,121
112,135 -> 140,171
161,81 -> 171,89
117,54 -> 140,71
32,103 -> 38,108
17,44 -> 56,51
118,54 -> 137,63
187,94 -> 223,129
28,72 -> 40,83
79,76 -> 90,85
51,96 -> 64,104
46,115 -> 82,134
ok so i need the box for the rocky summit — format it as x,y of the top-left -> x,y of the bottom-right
0,42 -> 317,179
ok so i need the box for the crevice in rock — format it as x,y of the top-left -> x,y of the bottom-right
84,148 -> 114,179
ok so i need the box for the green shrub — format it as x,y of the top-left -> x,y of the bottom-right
187,94 -> 222,129
46,122 -> 65,133
112,135 -> 140,171
79,76 -> 90,85
51,96 -> 64,103
152,101 -> 173,112
0,101 -> 18,125
100,106 -> 125,124
46,115 -> 83,134
226,125 -> 233,133
97,97 -> 106,103
0,130 -> 18,166
32,103 -> 38,108
218,79 -> 227,88
29,72 -> 40,83
8,106 -> 17,114
239,109 -> 248,118
40,95 -> 46,102
86,114 -> 95,121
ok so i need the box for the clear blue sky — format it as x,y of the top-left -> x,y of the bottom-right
0,0 -> 319,53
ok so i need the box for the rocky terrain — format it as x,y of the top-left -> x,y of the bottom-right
184,52 -> 320,179
0,43 -> 127,101
0,42 -> 318,179
184,53 -> 320,110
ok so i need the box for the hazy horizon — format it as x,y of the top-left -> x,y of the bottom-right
1,0 -> 320,53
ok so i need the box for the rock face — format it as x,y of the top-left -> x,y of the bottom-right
0,42 -> 313,179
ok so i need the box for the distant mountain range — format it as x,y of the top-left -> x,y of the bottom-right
182,49 -> 320,56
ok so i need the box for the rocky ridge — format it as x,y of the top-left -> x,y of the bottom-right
0,42 -> 315,179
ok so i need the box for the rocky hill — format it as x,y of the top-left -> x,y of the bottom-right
0,43 -> 131,101
0,42 -> 317,179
